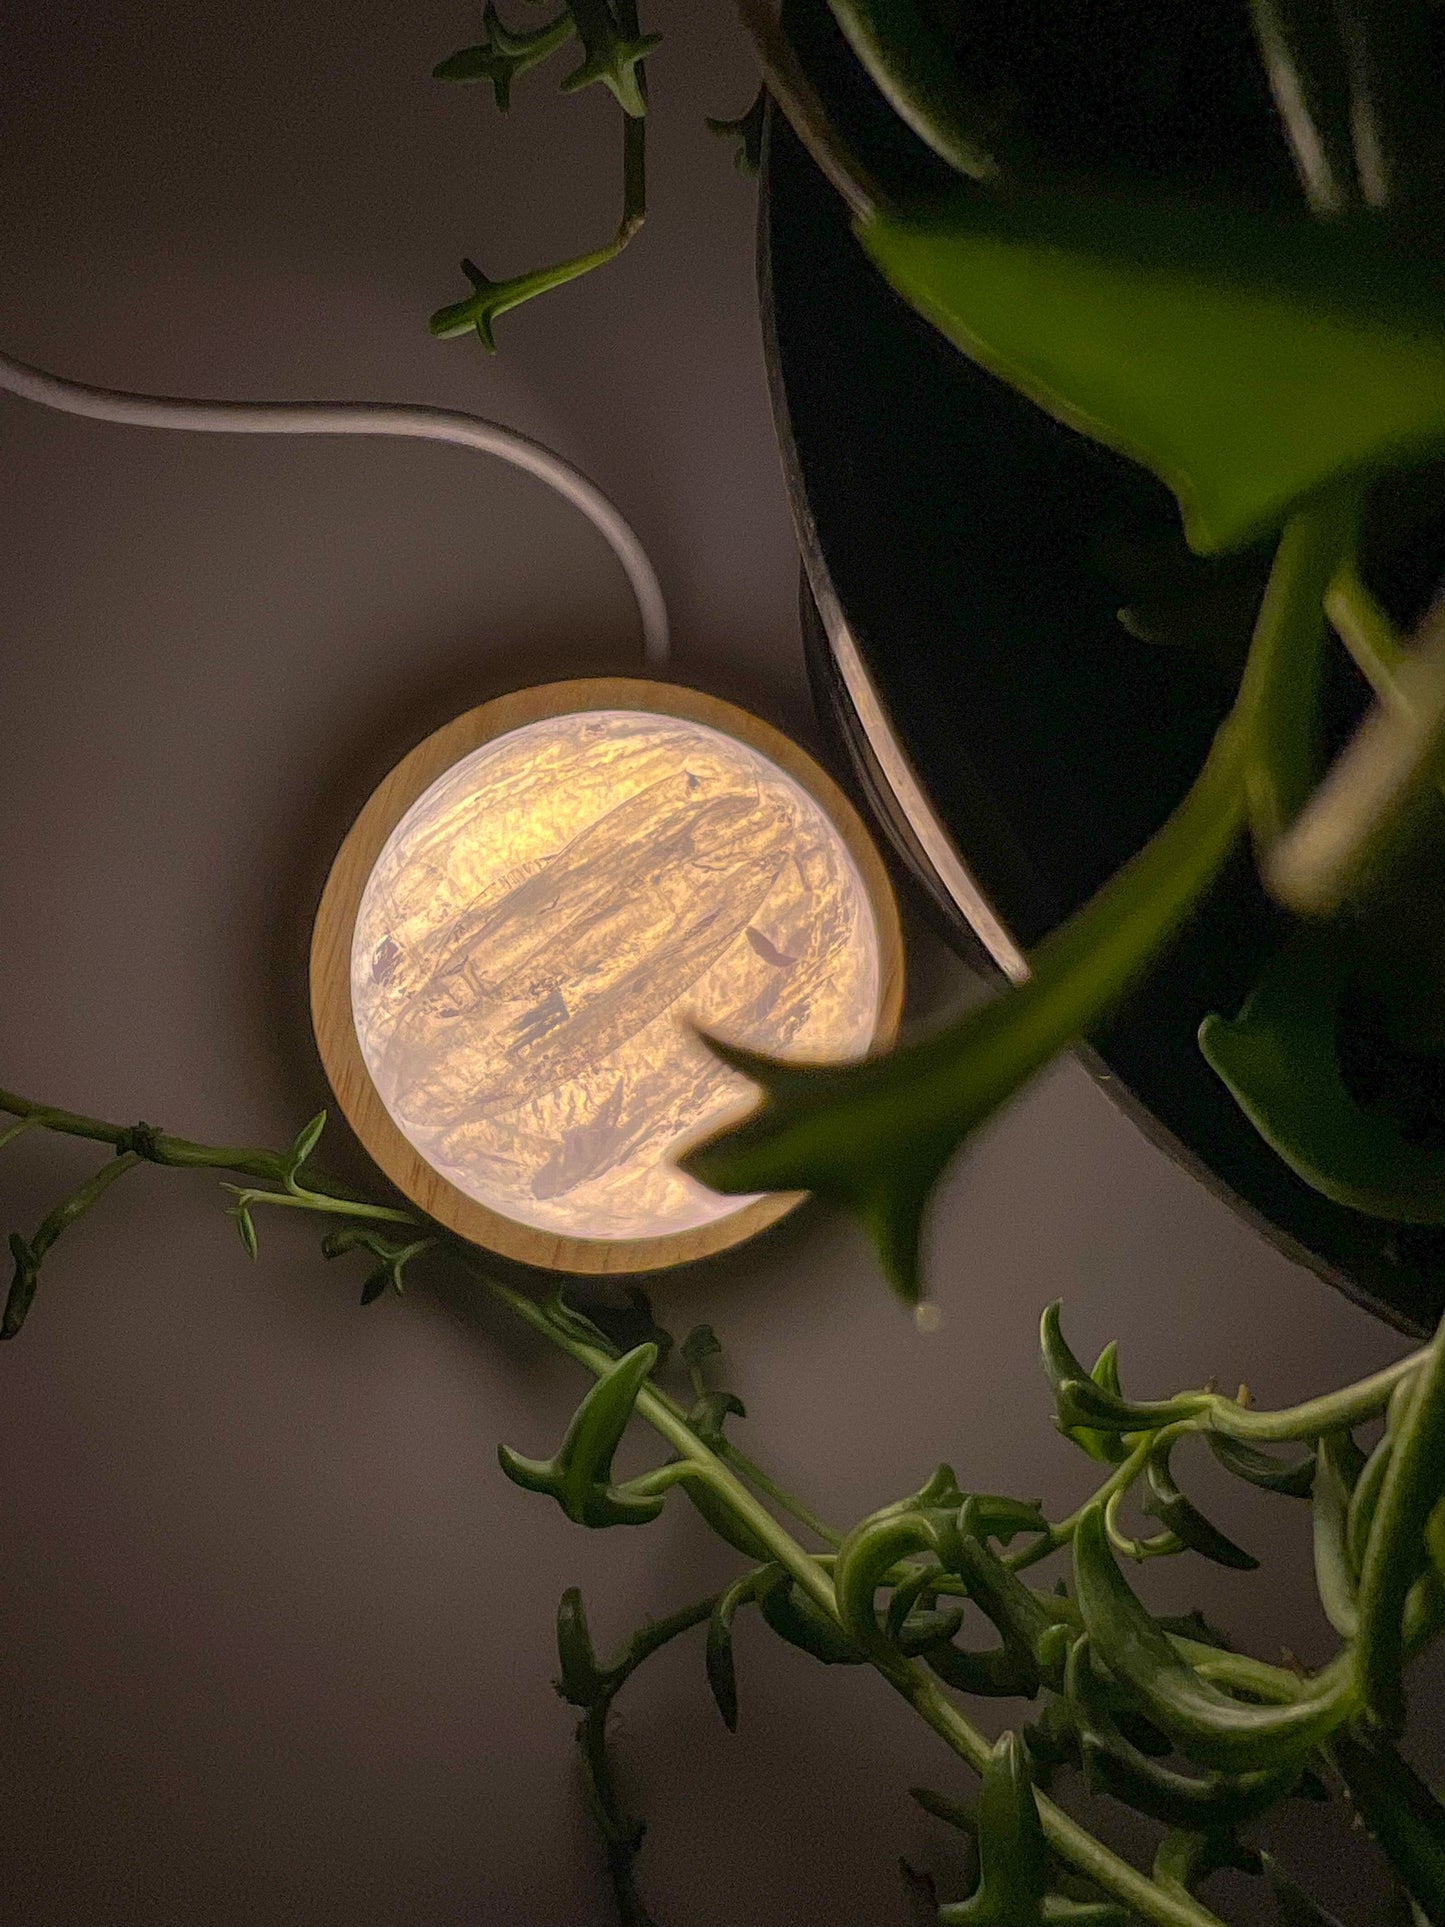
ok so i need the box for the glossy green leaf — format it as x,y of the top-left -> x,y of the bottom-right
1200,926 -> 1445,1221
497,1342 -> 666,1528
1335,1734 -> 1445,1924
938,1732 -> 1127,1925
956,1493 -> 1051,1546
1042,1303 -> 1211,1437
286,1109 -> 327,1178
835,1507 -> 958,1646
953,1530 -> 1076,1684
1208,1433 -> 1316,1497
892,1602 -> 968,1657
1069,1343 -> 1132,1465
1144,1445 -> 1259,1571
1066,1638 -> 1301,1831
706,1572 -> 754,1731
560,0 -> 659,118
855,189 -> 1445,555
686,1390 -> 746,1448
683,732 -> 1244,1303
756,1569 -> 862,1666
433,7 -> 576,112
937,1731 -> 1051,1926
1073,1505 -> 1353,1771
681,1469 -> 772,1563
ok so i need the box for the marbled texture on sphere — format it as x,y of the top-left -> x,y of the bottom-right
351,710 -> 881,1239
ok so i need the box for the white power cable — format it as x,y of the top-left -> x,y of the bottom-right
0,347 -> 670,667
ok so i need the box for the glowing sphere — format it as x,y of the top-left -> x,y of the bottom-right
349,709 -> 882,1242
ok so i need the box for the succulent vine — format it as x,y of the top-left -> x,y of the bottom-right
4,1085 -> 1445,1924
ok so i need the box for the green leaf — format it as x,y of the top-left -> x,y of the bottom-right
1312,1433 -> 1362,1639
232,1205 -> 258,1261
1144,1445 -> 1259,1571
1356,1311 -> 1445,1734
497,1343 -> 666,1528
2,1232 -> 40,1339
1152,1827 -> 1260,1901
1335,1733 -> 1445,1924
1073,1505 -> 1352,1772
1200,925 -> 1445,1221
705,1574 -> 753,1731
956,1493 -> 1051,1546
684,726 -> 1244,1303
911,1783 -> 977,1837
938,1731 -> 1050,1926
434,6 -> 576,110
823,0 -> 1002,183
1041,1304 -> 1210,1437
1069,1343 -> 1132,1465
686,1390 -> 745,1447
560,0 -> 659,118
1065,1638 -> 1304,1831
555,1285 -> 673,1365
937,1732 -> 1128,1925
1208,1433 -> 1316,1497
953,1530 -> 1076,1685
680,1322 -> 721,1371
554,1586 -> 620,1708
756,1570 -> 862,1666
681,1469 -> 772,1563
855,189 -> 1445,555
286,1110 -> 326,1177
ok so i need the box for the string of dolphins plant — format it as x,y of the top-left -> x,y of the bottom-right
4,1084 -> 1445,1925
428,0 -> 1445,1311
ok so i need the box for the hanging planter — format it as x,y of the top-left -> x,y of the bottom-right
756,1 -> 1445,1337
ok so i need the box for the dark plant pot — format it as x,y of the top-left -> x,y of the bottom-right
760,85 -> 1445,1337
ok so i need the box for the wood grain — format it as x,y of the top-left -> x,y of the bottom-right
310,677 -> 903,1272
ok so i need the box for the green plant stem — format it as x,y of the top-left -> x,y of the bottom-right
8,1091 -> 1428,1927
1231,491 -> 1362,849
479,1271 -> 1223,1927
579,1593 -> 719,1927
1202,1352 -> 1423,1442
733,0 -> 880,218
430,112 -> 646,348
1356,1312 -> 1445,1732
0,1086 -> 372,1204
712,1441 -> 843,1547
228,1184 -> 416,1227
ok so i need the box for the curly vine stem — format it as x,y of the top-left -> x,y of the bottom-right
5,1089 -> 1438,1927
430,0 -> 655,348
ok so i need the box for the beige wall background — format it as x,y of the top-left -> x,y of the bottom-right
0,3 -> 1435,1922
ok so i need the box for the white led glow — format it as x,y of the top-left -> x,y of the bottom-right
350,709 -> 882,1241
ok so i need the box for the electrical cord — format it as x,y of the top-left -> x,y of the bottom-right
0,347 -> 670,667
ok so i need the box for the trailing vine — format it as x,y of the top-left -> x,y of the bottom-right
4,1086 -> 1443,1923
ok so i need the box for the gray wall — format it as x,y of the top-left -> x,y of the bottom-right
0,3 -> 1432,1922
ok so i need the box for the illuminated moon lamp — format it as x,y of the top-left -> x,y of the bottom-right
311,679 -> 903,1272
